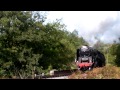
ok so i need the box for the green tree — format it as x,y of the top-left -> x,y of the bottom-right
109,43 -> 120,66
0,11 -> 88,78
0,11 -> 46,78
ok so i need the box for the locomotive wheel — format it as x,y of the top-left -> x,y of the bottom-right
88,66 -> 93,71
93,61 -> 98,68
101,60 -> 106,67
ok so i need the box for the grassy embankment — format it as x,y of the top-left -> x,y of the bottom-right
69,64 -> 120,79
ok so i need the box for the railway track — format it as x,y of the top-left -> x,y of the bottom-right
35,69 -> 78,79
11,68 -> 90,79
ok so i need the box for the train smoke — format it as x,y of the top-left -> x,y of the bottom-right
84,14 -> 120,46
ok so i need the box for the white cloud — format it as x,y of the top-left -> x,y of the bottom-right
46,11 -> 117,31
45,11 -> 120,45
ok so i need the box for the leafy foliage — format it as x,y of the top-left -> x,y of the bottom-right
0,11 -> 87,78
109,43 -> 120,66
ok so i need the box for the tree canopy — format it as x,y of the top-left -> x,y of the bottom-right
0,11 -> 87,78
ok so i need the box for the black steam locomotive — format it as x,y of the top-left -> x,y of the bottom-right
75,45 -> 106,71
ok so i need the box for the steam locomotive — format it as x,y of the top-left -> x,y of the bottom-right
75,45 -> 106,71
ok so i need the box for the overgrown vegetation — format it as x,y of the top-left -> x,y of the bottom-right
0,11 -> 87,78
69,65 -> 120,79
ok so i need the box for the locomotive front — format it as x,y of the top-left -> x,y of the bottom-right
76,45 -> 93,71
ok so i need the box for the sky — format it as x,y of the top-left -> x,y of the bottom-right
44,11 -> 120,46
